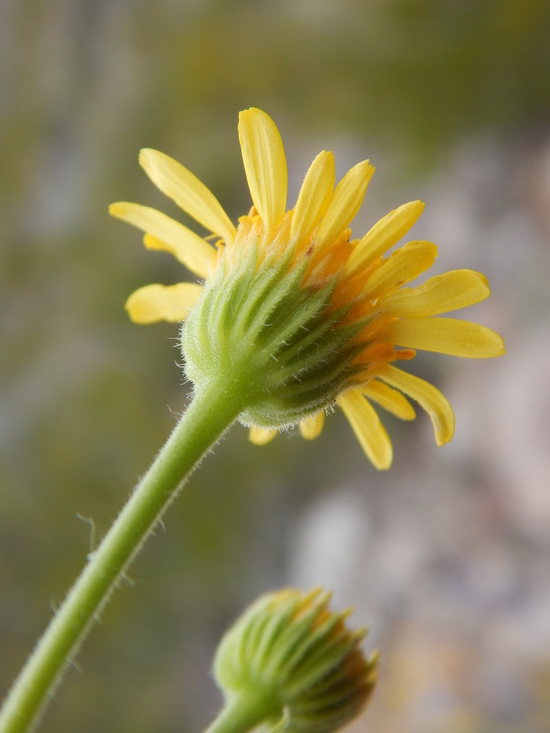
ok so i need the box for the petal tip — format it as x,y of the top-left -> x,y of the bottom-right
411,200 -> 426,217
124,292 -> 151,324
108,202 -> 126,217
138,148 -> 156,169
299,412 -> 325,440
238,107 -> 268,130
355,159 -> 375,180
239,106 -> 266,119
436,405 -> 456,446
436,424 -> 455,447
482,328 -> 506,358
376,451 -> 393,470
249,426 -> 276,446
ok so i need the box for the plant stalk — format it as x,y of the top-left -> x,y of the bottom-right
0,381 -> 244,733
205,693 -> 280,733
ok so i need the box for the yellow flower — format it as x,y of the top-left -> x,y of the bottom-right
110,108 -> 505,470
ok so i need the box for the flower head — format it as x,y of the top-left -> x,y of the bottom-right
213,588 -> 377,733
110,108 -> 505,469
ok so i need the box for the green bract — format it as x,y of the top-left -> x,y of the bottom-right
182,242 -> 368,430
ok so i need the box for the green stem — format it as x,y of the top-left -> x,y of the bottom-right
205,693 -> 280,733
0,381 -> 245,733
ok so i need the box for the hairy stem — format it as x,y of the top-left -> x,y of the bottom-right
205,693 -> 280,733
0,381 -> 244,733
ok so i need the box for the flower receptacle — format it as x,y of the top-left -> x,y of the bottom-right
182,238 -> 366,431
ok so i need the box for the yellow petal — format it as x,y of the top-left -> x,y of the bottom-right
249,426 -> 277,445
338,390 -> 393,469
377,364 -> 455,446
139,149 -> 236,243
384,317 -> 506,358
345,200 -> 425,277
142,232 -> 218,281
109,203 -> 217,279
378,269 -> 490,317
125,282 -> 203,324
238,108 -> 287,228
291,151 -> 335,243
361,380 -> 416,420
364,241 -> 438,299
299,411 -> 325,440
315,161 -> 375,252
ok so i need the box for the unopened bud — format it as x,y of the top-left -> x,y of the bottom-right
212,589 -> 377,733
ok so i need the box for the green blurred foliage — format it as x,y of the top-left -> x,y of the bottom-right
0,1 -> 549,732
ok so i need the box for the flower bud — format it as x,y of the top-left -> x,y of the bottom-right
213,589 -> 377,733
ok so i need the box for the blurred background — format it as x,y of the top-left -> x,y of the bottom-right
1,1 -> 550,731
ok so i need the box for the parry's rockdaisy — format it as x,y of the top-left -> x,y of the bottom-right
211,588 -> 377,733
0,114 -> 506,733
110,108 -> 504,469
